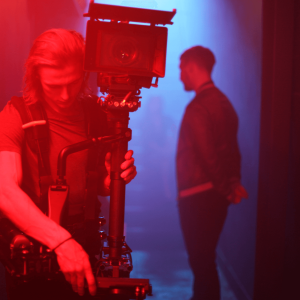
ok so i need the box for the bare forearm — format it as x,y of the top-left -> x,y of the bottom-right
0,183 -> 71,249
0,150 -> 95,295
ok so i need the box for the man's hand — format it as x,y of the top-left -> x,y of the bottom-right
226,183 -> 248,204
54,238 -> 96,296
104,150 -> 137,189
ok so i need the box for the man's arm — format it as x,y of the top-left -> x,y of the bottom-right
0,151 -> 96,296
186,106 -> 230,196
186,104 -> 248,202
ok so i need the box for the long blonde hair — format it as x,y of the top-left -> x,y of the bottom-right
23,28 -> 89,104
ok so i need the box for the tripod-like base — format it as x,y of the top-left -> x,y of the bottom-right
96,277 -> 152,300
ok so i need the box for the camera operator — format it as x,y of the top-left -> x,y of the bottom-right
177,46 -> 248,300
0,28 -> 137,300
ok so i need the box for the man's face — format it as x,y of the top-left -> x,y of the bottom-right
39,63 -> 84,115
179,59 -> 194,91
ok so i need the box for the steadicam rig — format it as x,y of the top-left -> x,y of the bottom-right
83,2 -> 176,299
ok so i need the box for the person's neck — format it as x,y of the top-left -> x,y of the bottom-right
41,97 -> 81,118
194,79 -> 213,94
193,73 -> 212,91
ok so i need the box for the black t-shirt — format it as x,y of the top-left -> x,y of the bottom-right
0,99 -> 101,215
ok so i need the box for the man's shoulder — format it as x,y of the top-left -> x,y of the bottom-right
80,94 -> 105,115
80,94 -> 109,137
189,86 -> 230,109
0,98 -> 24,154
0,99 -> 23,122
196,85 -> 228,102
185,87 -> 218,110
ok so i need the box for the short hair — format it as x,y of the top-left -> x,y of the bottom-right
23,28 -> 87,104
180,46 -> 216,74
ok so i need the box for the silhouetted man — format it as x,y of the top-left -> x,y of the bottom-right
177,46 -> 248,300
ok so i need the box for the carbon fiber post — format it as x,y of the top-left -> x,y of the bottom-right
107,110 -> 130,263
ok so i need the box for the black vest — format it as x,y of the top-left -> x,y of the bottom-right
10,95 -> 108,215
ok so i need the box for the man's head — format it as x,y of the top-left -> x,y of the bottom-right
179,46 -> 215,91
23,29 -> 87,109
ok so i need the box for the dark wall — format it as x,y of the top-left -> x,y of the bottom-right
215,1 -> 261,299
254,0 -> 300,299
0,0 -> 88,110
26,0 -> 87,43
0,2 -> 31,108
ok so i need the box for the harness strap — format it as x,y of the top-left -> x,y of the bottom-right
11,95 -> 108,220
10,97 -> 52,213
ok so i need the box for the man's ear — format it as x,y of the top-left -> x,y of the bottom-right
185,61 -> 192,73
192,63 -> 210,79
186,61 -> 199,76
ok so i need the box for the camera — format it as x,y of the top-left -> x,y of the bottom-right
84,2 -> 176,92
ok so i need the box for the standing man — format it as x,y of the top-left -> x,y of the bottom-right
176,46 -> 248,300
0,28 -> 137,299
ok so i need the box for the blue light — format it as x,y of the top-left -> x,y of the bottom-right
89,3 -> 261,298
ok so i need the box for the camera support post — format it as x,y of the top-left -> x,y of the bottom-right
96,89 -> 140,276
83,2 -> 176,299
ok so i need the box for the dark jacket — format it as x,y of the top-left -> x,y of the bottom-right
176,82 -> 241,197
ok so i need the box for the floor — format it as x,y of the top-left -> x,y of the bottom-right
130,250 -> 238,300
0,247 -> 237,300
0,200 -> 238,300
123,195 -> 238,300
